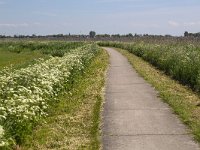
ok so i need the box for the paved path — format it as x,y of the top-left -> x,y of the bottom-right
102,47 -> 200,150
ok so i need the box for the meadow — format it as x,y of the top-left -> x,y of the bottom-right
0,41 -> 107,149
0,41 -> 84,69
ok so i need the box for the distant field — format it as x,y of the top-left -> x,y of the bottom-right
0,50 -> 45,70
0,41 -> 84,70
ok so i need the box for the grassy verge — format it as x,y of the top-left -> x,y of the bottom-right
115,48 -> 200,142
21,49 -> 109,150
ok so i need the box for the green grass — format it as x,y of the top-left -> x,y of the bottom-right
0,41 -> 85,70
21,49 -> 109,150
115,48 -> 200,142
0,50 -> 45,70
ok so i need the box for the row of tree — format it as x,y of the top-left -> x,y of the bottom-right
0,31 -> 200,39
0,33 -> 172,39
184,31 -> 200,37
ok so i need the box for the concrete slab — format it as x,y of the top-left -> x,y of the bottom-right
102,47 -> 200,150
103,135 -> 199,150
104,92 -> 169,110
103,109 -> 188,135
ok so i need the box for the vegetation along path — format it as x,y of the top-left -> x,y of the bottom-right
102,47 -> 200,150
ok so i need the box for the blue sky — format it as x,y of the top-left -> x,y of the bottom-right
0,0 -> 200,36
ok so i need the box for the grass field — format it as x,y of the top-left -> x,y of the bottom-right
0,41 -> 84,70
0,50 -> 45,70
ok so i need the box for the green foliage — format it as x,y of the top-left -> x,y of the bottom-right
98,41 -> 200,92
89,31 -> 96,38
38,41 -> 84,56
0,41 -> 84,56
47,49 -> 65,57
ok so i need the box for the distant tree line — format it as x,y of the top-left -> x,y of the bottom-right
184,31 -> 200,37
0,34 -> 86,39
0,31 -> 200,40
0,33 -> 173,39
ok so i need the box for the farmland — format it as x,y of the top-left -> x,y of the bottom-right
0,41 -> 108,149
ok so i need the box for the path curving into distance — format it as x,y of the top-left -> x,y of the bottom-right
102,47 -> 200,150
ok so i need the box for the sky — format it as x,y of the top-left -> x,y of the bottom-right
0,0 -> 200,36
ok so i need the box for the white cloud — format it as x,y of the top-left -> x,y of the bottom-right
183,21 -> 200,27
168,20 -> 180,27
0,23 -> 29,27
33,11 -> 57,17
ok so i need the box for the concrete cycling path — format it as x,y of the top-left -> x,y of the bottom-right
102,47 -> 200,150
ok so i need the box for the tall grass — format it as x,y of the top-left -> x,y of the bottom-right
98,41 -> 200,92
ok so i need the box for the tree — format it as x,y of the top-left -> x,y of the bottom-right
127,33 -> 133,37
89,31 -> 96,38
184,31 -> 189,37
